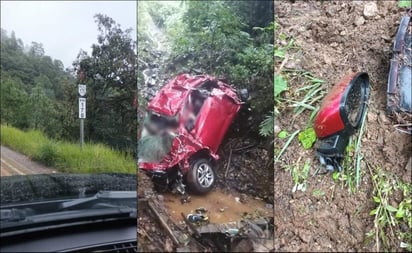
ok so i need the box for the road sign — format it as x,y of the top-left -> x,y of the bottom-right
79,97 -> 86,119
78,84 -> 86,97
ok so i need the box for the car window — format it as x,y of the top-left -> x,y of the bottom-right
183,89 -> 207,132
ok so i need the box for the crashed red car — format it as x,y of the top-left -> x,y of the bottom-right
138,73 -> 245,194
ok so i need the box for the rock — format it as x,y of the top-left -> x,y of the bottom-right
340,30 -> 347,36
381,35 -> 391,42
299,229 -> 312,243
405,156 -> 412,172
363,2 -> 378,18
354,16 -> 365,26
164,238 -> 174,252
367,112 -> 377,122
239,193 -> 248,203
232,238 -> 254,252
378,112 -> 389,124
323,54 -> 332,65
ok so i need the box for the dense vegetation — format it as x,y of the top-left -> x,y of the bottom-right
138,1 -> 274,136
1,14 -> 137,156
1,125 -> 135,173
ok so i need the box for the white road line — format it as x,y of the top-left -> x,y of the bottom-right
1,158 -> 25,175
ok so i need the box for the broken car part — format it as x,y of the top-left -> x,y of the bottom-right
387,9 -> 412,134
313,72 -> 370,172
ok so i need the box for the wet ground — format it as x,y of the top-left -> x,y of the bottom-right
138,168 -> 274,252
275,1 -> 411,251
164,190 -> 271,224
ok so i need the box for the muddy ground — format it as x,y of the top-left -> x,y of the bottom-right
275,1 -> 411,252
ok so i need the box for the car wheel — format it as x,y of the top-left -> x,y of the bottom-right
187,158 -> 215,194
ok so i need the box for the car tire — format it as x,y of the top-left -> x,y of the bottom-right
186,158 -> 215,194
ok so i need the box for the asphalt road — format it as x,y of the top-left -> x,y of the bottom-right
1,145 -> 56,176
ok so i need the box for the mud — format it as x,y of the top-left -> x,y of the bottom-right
275,1 -> 411,251
163,190 -> 272,224
138,169 -> 274,252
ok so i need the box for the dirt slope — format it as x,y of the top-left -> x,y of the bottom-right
275,1 -> 411,252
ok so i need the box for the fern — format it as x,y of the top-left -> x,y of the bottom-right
259,111 -> 274,137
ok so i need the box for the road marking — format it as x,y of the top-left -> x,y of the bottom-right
1,158 -> 25,175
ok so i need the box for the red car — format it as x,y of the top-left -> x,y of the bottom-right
138,74 -> 245,194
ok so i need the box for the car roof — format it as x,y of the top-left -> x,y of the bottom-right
147,73 -> 241,116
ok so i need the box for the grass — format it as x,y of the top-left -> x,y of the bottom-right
275,129 -> 299,163
332,136 -> 357,193
365,162 -> 412,252
0,125 -> 135,174
291,158 -> 311,192
398,0 -> 412,8
355,105 -> 368,189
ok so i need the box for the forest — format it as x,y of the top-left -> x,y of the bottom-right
1,14 -> 137,155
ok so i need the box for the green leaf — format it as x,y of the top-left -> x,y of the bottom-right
274,49 -> 285,58
373,196 -> 381,203
278,130 -> 289,139
332,171 -> 339,181
398,0 -> 412,8
312,189 -> 325,197
274,74 -> 288,98
395,208 -> 405,219
259,112 -> 274,137
279,33 -> 287,41
369,208 -> 377,216
386,205 -> 398,212
298,127 -> 316,149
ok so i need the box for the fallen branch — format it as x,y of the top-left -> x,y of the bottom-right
147,200 -> 180,246
138,229 -> 154,242
224,148 -> 233,179
232,144 -> 256,152
276,54 -> 289,75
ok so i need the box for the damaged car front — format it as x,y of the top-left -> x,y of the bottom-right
138,73 -> 244,195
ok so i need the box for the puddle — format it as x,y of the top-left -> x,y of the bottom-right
163,189 -> 272,224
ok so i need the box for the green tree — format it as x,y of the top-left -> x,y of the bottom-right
166,1 -> 274,134
72,14 -> 137,154
0,74 -> 29,128
1,28 -> 76,139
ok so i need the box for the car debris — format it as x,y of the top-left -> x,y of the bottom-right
313,72 -> 370,172
187,213 -> 209,224
387,9 -> 412,134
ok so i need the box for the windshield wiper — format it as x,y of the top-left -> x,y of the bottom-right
58,191 -> 136,210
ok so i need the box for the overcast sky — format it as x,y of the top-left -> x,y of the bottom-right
1,1 -> 136,69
